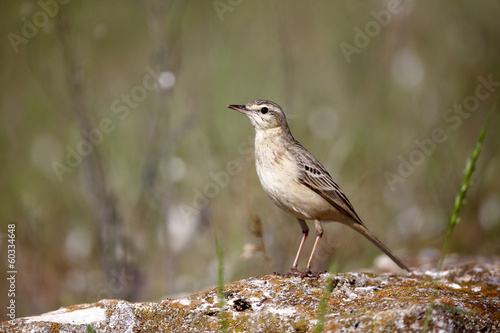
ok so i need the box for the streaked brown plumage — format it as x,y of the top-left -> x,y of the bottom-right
228,100 -> 410,276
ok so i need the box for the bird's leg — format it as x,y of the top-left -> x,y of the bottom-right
291,219 -> 309,270
285,219 -> 308,276
302,220 -> 323,277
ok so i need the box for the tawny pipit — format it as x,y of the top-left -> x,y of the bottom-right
228,100 -> 410,276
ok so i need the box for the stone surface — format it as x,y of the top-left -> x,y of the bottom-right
2,261 -> 500,332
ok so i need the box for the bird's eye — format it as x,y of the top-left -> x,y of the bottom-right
261,107 -> 269,114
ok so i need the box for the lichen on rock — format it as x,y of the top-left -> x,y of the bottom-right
2,260 -> 499,332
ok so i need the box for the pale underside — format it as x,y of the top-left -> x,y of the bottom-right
254,129 -> 359,225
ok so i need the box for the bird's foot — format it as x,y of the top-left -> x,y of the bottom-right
299,269 -> 324,278
277,268 -> 325,278
275,267 -> 301,278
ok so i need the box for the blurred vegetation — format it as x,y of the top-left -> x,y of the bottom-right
1,0 -> 499,318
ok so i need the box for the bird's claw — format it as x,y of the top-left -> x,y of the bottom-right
276,268 -> 324,278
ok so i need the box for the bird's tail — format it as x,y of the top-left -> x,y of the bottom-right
350,222 -> 410,272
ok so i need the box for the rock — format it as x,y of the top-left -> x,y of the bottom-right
2,261 -> 499,332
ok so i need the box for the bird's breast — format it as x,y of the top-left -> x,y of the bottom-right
253,135 -> 331,220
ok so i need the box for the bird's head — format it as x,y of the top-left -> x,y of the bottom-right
228,100 -> 288,131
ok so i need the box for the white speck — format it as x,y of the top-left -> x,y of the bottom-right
355,286 -> 377,293
268,306 -> 296,315
158,72 -> 175,90
250,279 -> 267,287
425,270 -> 450,278
449,283 -> 462,289
348,292 -> 358,300
26,307 -> 106,325
174,298 -> 191,306
472,286 -> 481,292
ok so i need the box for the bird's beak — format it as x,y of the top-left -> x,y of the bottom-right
227,105 -> 248,114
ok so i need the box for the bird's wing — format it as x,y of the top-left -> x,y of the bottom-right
292,144 -> 362,223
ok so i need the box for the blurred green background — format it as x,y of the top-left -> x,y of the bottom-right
1,0 -> 499,319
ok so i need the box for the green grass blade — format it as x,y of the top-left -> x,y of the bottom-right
436,109 -> 492,273
422,104 -> 495,333
314,261 -> 339,333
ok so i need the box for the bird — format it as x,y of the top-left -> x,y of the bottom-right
228,100 -> 410,276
